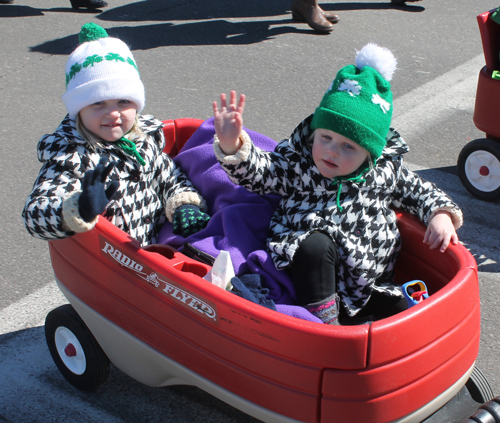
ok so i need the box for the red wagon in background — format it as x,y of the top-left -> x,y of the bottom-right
458,9 -> 500,201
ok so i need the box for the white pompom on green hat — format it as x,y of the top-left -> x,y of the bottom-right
311,43 -> 397,160
62,23 -> 145,119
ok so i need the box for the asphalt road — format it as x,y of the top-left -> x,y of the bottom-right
1,0 -> 498,422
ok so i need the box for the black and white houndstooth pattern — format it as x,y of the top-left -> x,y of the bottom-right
23,114 -> 205,246
215,115 -> 463,316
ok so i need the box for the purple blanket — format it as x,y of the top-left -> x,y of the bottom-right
158,118 -> 321,323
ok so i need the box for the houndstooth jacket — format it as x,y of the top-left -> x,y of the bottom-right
23,114 -> 206,246
214,115 -> 463,316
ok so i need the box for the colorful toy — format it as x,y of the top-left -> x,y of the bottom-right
43,118 -> 494,422
402,280 -> 430,307
458,9 -> 500,200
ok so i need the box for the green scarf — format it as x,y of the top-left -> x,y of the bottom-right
115,137 -> 146,166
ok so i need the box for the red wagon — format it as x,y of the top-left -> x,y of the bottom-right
45,118 -> 492,422
458,9 -> 500,200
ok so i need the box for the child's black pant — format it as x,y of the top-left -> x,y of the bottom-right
287,231 -> 407,323
287,231 -> 339,306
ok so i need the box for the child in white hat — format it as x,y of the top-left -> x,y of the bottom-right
212,44 -> 462,325
23,23 -> 210,246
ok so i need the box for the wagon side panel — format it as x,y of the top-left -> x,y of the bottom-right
48,219 -> 369,423
320,296 -> 480,422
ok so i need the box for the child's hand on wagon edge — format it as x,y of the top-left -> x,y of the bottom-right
213,90 -> 246,155
423,210 -> 459,253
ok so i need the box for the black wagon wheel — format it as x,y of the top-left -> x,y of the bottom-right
44,304 -> 110,391
457,138 -> 500,201
465,366 -> 495,404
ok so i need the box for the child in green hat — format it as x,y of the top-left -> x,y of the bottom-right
212,43 -> 462,325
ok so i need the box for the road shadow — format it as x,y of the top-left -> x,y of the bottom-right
0,326 -> 260,423
96,0 -> 424,22
2,0 -> 424,20
0,4 -> 44,17
98,0 -> 293,22
30,20 -> 311,55
0,4 -> 105,18
320,1 -> 425,13
14,0 -> 425,50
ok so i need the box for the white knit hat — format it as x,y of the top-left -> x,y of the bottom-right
63,23 -> 145,119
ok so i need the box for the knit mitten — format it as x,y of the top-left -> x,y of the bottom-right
78,156 -> 119,223
172,205 -> 210,237
305,294 -> 340,325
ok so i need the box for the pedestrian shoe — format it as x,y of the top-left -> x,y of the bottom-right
292,5 -> 340,24
0,0 -> 15,4
70,0 -> 108,9
291,0 -> 334,33
319,8 -> 340,24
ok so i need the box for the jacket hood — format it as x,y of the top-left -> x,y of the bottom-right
287,115 -> 410,211
382,127 -> 409,158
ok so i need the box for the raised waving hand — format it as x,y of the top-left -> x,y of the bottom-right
213,90 -> 246,155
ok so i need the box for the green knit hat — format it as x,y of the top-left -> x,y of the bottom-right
311,43 -> 397,160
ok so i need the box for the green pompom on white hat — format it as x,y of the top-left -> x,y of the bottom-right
311,43 -> 397,160
63,23 -> 145,119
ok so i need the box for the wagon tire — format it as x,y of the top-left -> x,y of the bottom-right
462,397 -> 500,423
44,304 -> 110,391
457,138 -> 500,201
466,366 -> 495,404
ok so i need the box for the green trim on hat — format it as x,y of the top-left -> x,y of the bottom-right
65,52 -> 138,87
79,23 -> 108,44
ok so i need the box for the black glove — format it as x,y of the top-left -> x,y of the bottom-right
78,156 -> 119,223
172,205 -> 210,237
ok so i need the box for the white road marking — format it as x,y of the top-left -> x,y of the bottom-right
393,54 -> 484,137
0,282 -> 67,335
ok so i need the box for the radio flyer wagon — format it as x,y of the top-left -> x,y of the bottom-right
45,118 -> 494,423
458,9 -> 500,201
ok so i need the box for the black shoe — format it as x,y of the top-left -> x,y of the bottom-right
70,0 -> 108,9
0,0 -> 15,4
